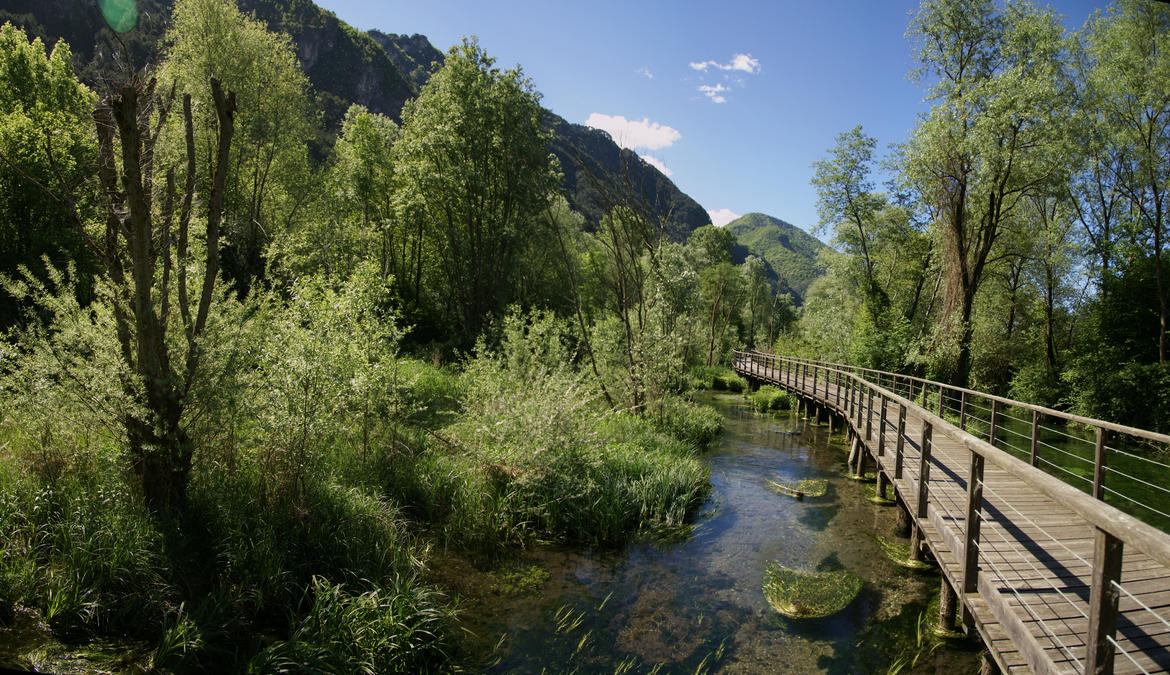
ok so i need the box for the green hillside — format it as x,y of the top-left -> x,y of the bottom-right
726,212 -> 828,304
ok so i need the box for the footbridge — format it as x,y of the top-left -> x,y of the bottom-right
733,350 -> 1170,675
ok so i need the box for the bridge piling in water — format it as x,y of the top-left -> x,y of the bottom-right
733,349 -> 1170,675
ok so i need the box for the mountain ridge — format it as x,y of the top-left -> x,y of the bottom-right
0,0 -> 709,238
725,212 -> 828,304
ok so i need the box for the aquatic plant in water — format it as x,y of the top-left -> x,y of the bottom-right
761,561 -> 862,618
767,478 -> 828,499
870,535 -> 933,571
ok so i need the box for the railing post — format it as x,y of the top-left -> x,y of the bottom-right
917,422 -> 932,520
959,391 -> 967,431
1094,427 -> 1108,501
895,404 -> 907,480
989,399 -> 999,448
908,421 -> 932,564
812,367 -> 818,400
908,378 -> 915,404
866,388 -> 874,441
1030,410 -> 1040,468
1085,528 -> 1123,675
963,451 -> 985,595
835,372 -> 841,406
878,395 -> 887,456
937,384 -> 944,416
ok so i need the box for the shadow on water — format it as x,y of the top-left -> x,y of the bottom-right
454,393 -> 982,673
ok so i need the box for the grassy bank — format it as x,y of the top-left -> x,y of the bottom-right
0,293 -> 721,671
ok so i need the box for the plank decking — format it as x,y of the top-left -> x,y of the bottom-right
734,352 -> 1170,675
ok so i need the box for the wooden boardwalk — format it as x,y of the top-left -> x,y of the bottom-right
733,351 -> 1170,675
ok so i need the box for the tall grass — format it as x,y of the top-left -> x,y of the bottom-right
0,291 -> 719,671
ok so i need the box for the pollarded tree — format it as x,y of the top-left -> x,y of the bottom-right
392,37 -> 559,344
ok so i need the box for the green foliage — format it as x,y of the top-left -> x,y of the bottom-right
762,561 -> 863,619
163,0 -> 316,290
747,385 -> 796,413
0,22 -> 98,329
250,576 -> 449,674
392,37 -> 559,344
649,396 -> 724,448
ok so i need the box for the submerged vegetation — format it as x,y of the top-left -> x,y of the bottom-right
762,561 -> 863,619
767,478 -> 828,499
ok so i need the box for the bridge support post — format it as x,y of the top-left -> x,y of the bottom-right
876,470 -> 890,501
980,653 -> 1001,675
1086,528 -> 1123,675
814,404 -> 822,426
938,577 -> 958,634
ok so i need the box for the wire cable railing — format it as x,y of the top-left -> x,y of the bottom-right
732,349 -> 1170,675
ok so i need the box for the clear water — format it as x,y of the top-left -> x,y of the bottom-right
460,393 -> 981,673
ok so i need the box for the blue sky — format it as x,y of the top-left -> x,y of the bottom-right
315,0 -> 1104,236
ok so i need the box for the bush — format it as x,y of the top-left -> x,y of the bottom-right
747,385 -> 796,413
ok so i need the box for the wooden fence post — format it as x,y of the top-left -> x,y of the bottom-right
878,395 -> 887,456
866,389 -> 874,441
895,404 -> 907,480
938,384 -> 945,416
1085,528 -> 1123,675
963,451 -> 985,595
989,399 -> 999,448
1094,427 -> 1108,501
1030,410 -> 1040,468
960,391 -> 967,431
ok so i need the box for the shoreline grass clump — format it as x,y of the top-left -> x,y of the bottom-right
762,561 -> 863,618
746,385 -> 797,413
767,478 -> 828,500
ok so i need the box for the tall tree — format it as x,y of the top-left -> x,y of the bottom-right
905,0 -> 1072,386
1085,0 -> 1170,362
811,125 -> 886,315
163,0 -> 314,292
392,38 -> 558,344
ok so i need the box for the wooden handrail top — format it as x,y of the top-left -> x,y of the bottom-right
741,350 -> 1170,446
734,349 -> 1170,570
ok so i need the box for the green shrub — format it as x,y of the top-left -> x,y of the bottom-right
747,385 -> 796,412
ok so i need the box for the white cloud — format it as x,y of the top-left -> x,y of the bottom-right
636,67 -> 653,79
584,113 -> 681,151
709,208 -> 741,227
639,154 -> 673,177
699,84 -> 729,103
690,53 -> 761,74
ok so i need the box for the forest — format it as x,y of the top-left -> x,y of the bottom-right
0,0 -> 1166,671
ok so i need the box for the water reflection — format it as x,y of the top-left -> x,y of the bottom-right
468,393 -> 979,673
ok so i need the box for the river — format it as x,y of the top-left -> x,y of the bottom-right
455,392 -> 982,673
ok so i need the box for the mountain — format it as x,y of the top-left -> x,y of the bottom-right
725,213 -> 828,304
0,0 -> 708,239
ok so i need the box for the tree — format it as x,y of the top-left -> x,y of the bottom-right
0,23 -> 98,328
811,125 -> 887,315
1085,0 -> 1170,362
18,60 -> 237,509
392,38 -> 559,345
905,0 -> 1073,386
163,0 -> 315,292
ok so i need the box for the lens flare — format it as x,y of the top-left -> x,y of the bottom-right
99,0 -> 139,34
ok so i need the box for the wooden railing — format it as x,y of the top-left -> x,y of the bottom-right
734,350 -> 1170,675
